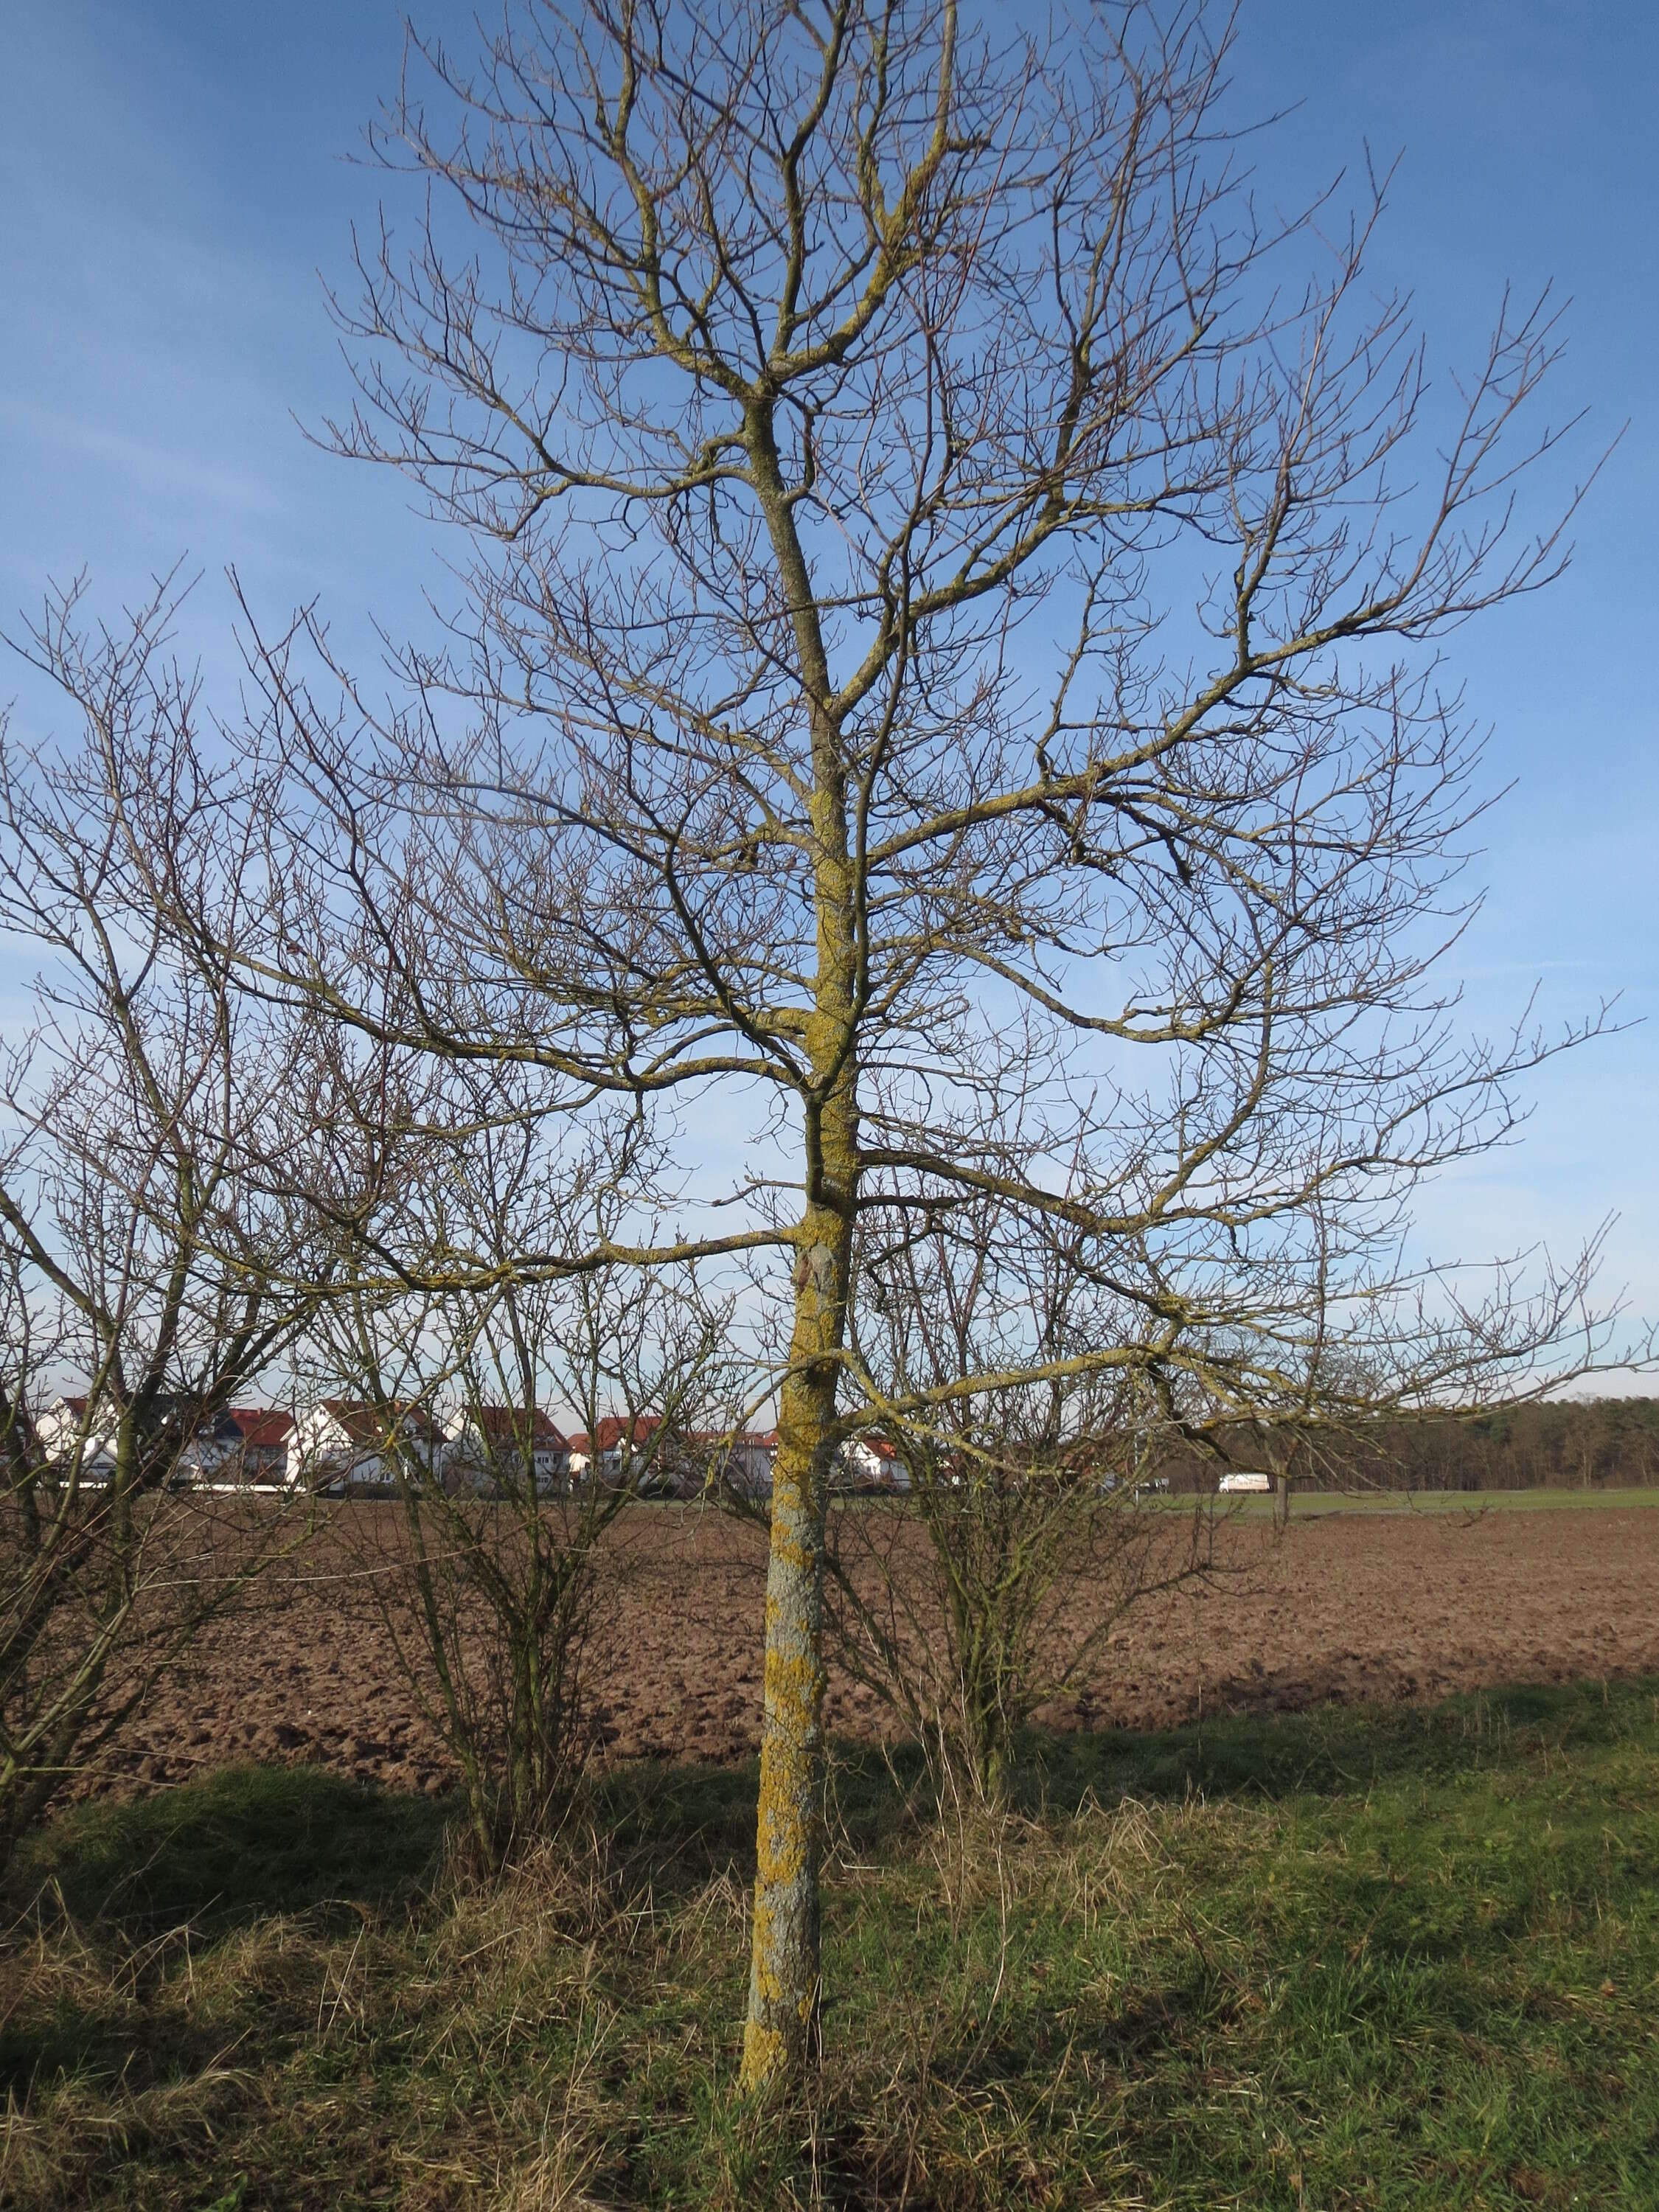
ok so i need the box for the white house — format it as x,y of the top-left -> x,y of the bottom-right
35,1394 -> 258,1484
834,1434 -> 911,1493
34,1395 -> 119,1476
692,1427 -> 779,1498
287,1400 -> 439,1494
725,1429 -> 779,1495
225,1408 -> 297,1485
566,1413 -> 664,1488
170,1408 -> 249,1482
440,1405 -> 570,1494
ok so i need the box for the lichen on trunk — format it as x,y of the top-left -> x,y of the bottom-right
740,1340 -> 832,2088
740,1133 -> 856,2092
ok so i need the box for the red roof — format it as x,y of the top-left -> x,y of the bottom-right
319,1399 -> 437,1444
465,1406 -> 568,1448
567,1414 -> 660,1453
230,1408 -> 296,1449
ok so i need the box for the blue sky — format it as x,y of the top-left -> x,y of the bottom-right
1,2 -> 1655,1375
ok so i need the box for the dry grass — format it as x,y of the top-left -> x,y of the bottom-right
4,1681 -> 1658,2206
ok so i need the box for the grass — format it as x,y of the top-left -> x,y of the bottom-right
1222,1486 -> 1659,1520
2,1680 -> 1657,2209
12,1764 -> 448,1933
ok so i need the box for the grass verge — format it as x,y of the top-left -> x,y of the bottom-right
2,1679 -> 1656,2209
1217,1486 -> 1659,1520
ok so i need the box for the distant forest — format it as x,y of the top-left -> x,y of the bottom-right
1162,1399 -> 1659,1494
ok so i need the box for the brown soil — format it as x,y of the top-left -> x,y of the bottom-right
89,1500 -> 1659,1801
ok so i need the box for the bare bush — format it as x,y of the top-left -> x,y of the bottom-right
827,1185 -> 1217,1809
307,1091 -> 732,1870
0,582 -> 330,1865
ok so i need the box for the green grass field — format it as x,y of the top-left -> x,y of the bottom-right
4,1678 -> 1657,2209
1220,1484 -> 1659,1520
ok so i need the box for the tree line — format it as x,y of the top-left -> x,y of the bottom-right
1152,1399 -> 1659,1497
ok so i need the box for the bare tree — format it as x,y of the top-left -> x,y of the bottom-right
140,0 -> 1617,2090
0,582 -> 330,1865
305,1082 -> 731,1870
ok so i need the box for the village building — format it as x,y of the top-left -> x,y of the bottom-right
285,1399 -> 440,1494
172,1408 -> 254,1482
692,1428 -> 779,1497
34,1394 -> 120,1475
440,1405 -> 571,1493
565,1413 -> 664,1488
34,1394 -> 291,1486
225,1408 -> 296,1485
835,1433 -> 911,1493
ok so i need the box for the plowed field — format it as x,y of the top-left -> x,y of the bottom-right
93,1497 -> 1659,1800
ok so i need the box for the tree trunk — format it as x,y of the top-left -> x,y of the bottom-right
1275,1470 -> 1291,1529
740,1093 -> 856,2086
740,1300 -> 837,2092
740,1017 -> 855,2094
740,402 -> 859,2095
965,1697 -> 1014,1811
740,1138 -> 853,2089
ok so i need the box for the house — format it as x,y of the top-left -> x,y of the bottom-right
172,1408 -> 251,1482
691,1427 -> 778,1498
226,1408 -> 296,1485
441,1405 -> 570,1494
678,1427 -> 903,1497
287,1399 -> 439,1494
835,1434 -> 911,1494
566,1413 -> 664,1489
34,1395 -> 119,1475
36,1393 -> 254,1484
